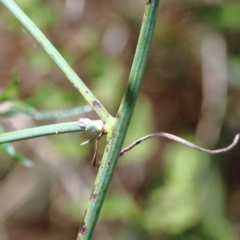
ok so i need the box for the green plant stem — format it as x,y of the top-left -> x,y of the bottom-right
0,122 -> 83,143
77,1 -> 160,239
0,104 -> 92,120
0,0 -> 113,124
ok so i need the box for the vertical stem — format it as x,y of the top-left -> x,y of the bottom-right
77,1 -> 160,239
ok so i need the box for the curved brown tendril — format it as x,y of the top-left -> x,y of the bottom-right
120,133 -> 240,157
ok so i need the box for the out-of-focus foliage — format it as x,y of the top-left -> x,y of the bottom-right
0,71 -> 19,101
1,0 -> 240,239
7,0 -> 56,30
0,72 -> 33,167
195,3 -> 240,30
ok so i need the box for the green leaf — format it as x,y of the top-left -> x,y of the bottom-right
0,71 -> 20,101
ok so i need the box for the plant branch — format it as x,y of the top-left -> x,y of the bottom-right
77,1 -> 160,239
0,103 -> 92,120
0,122 -> 83,143
0,0 -> 113,124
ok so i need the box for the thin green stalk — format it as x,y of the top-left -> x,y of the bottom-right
0,122 -> 83,143
0,143 -> 33,167
0,0 -> 113,124
0,104 -> 92,120
0,124 -> 33,167
77,1 -> 160,239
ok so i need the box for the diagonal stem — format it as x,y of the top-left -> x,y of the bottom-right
0,0 -> 113,124
77,1 -> 161,239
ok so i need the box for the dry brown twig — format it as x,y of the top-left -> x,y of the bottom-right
120,133 -> 240,157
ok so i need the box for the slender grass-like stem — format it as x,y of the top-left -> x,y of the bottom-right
0,122 -> 83,143
77,1 -> 160,239
0,0 -> 113,124
0,104 -> 92,120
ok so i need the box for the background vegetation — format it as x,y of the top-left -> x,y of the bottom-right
0,0 -> 240,239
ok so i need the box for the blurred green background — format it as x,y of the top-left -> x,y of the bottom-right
1,0 -> 240,239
